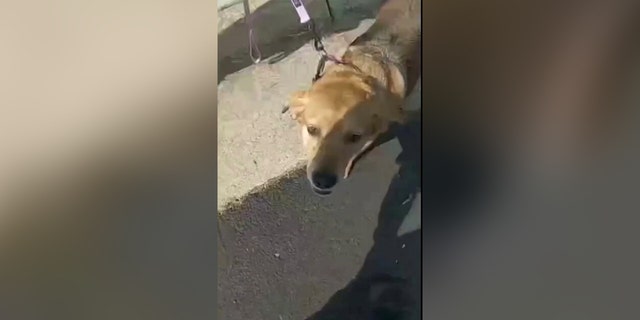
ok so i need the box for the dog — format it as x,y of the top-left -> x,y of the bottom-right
288,0 -> 421,196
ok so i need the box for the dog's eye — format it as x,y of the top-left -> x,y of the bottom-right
345,133 -> 362,143
307,126 -> 320,136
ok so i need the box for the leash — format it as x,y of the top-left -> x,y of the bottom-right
280,22 -> 345,114
307,20 -> 351,83
291,0 -> 355,82
246,0 -> 335,65
281,0 -> 359,114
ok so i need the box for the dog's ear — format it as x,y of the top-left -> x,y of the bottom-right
384,64 -> 407,124
387,64 -> 406,99
288,90 -> 308,120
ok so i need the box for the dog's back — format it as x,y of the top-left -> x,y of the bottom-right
364,0 -> 421,50
349,0 -> 422,95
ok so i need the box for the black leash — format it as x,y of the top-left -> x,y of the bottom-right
290,0 -> 354,82
282,0 -> 359,114
281,22 -> 344,114
281,19 -> 340,114
309,20 -> 331,83
307,19 -> 362,83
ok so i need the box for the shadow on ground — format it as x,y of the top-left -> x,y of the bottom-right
304,118 -> 492,319
217,104 -> 495,320
218,0 -> 384,83
217,108 -> 492,319
301,119 -> 422,319
218,115 -> 422,319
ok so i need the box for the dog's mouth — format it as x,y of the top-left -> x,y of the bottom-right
311,186 -> 333,196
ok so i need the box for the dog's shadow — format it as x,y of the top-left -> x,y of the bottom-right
305,110 -> 490,319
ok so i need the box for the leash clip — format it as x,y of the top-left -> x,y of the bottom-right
307,20 -> 332,82
307,20 -> 327,55
312,54 -> 328,83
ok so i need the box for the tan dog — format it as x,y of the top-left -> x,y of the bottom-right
289,0 -> 421,195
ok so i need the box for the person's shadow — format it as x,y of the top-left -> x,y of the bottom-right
218,0 -> 384,83
304,106 -> 491,319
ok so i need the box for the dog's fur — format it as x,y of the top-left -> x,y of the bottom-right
289,0 -> 421,195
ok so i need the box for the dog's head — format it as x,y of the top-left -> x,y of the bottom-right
289,69 -> 405,195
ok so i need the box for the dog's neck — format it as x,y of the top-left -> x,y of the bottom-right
325,44 -> 407,99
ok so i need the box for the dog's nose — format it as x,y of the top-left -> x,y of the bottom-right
311,172 -> 338,190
